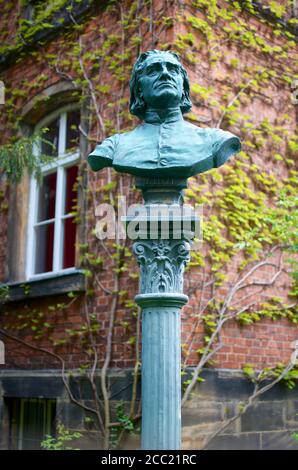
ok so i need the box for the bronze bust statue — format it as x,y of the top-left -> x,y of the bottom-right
88,50 -> 241,178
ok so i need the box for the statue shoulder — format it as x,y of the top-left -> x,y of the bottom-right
91,133 -> 120,155
182,120 -> 213,136
188,124 -> 241,168
208,127 -> 241,167
88,133 -> 120,172
182,120 -> 202,131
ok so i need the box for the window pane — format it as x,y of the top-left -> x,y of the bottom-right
21,399 -> 45,450
37,172 -> 57,222
66,110 -> 80,152
35,222 -> 54,273
64,165 -> 78,214
63,217 -> 76,269
41,117 -> 59,157
6,398 -> 56,450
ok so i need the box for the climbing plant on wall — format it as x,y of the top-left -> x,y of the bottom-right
0,0 -> 297,449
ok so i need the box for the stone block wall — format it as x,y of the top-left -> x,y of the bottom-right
182,369 -> 298,450
0,368 -> 297,449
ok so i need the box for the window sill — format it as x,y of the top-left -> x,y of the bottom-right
2,270 -> 86,304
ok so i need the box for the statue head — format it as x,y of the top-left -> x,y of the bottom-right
129,50 -> 192,120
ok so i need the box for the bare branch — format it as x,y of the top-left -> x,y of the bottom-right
0,328 -> 99,419
216,69 -> 265,128
203,361 -> 296,449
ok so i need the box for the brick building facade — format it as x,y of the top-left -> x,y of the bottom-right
0,0 -> 297,449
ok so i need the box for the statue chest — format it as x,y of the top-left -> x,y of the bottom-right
113,123 -> 214,172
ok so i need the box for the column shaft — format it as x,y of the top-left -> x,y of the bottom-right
141,306 -> 181,450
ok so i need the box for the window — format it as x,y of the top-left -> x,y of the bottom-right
26,107 -> 80,279
6,398 -> 56,450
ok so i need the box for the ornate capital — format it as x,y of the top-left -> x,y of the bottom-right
133,239 -> 190,294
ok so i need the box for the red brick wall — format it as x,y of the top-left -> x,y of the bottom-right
0,0 -> 297,372
176,0 -> 297,370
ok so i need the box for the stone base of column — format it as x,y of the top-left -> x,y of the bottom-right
136,294 -> 188,450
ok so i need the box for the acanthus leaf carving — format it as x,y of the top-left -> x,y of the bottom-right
133,239 -> 190,294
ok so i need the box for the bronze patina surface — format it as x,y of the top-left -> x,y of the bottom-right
88,50 -> 241,178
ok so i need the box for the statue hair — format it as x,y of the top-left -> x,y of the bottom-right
129,50 -> 192,120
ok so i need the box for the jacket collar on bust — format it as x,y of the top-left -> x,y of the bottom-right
143,107 -> 184,125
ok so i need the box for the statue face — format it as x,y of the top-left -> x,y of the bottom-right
138,54 -> 184,109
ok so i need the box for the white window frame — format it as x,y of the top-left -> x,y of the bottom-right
26,104 -> 80,280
